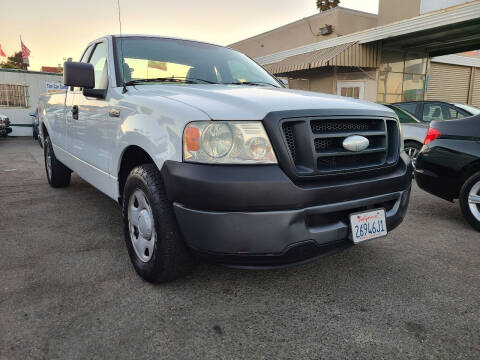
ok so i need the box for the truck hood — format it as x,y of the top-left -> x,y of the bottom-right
130,84 -> 394,120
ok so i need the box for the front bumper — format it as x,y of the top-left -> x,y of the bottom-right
162,154 -> 413,267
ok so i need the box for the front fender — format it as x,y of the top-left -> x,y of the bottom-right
111,89 -> 210,177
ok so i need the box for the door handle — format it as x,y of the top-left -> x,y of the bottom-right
71,105 -> 79,120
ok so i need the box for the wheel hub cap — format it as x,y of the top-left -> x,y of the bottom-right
138,209 -> 152,240
128,189 -> 156,262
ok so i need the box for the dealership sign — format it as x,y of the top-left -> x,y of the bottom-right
46,82 -> 68,94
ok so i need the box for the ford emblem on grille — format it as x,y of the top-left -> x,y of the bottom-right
342,135 -> 369,152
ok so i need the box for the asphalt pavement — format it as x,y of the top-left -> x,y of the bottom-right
0,137 -> 479,359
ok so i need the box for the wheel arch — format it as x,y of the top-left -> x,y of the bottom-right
403,139 -> 423,146
457,160 -> 480,195
117,145 -> 157,204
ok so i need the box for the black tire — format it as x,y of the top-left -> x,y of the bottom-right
404,141 -> 422,167
122,164 -> 194,283
44,136 -> 71,188
459,171 -> 480,232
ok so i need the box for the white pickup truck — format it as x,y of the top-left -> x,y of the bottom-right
39,35 -> 413,283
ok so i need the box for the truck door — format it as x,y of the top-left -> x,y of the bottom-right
68,41 -> 115,194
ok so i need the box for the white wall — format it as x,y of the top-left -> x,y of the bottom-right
420,0 -> 475,14
0,69 -> 63,136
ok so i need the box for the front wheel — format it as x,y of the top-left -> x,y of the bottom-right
44,136 -> 71,188
459,172 -> 480,232
122,164 -> 194,283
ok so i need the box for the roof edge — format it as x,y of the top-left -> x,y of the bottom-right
228,7 -> 377,47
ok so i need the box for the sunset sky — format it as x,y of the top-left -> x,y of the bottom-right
0,0 -> 379,71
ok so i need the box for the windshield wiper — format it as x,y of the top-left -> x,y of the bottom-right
225,81 -> 279,88
123,76 -> 218,92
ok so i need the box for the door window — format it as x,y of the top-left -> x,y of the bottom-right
422,103 -> 444,122
389,106 -> 418,123
88,43 -> 108,90
446,106 -> 466,119
422,103 -> 467,122
395,103 -> 418,117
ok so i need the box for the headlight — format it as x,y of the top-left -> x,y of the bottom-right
183,121 -> 277,164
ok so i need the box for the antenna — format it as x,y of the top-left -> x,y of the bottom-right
117,0 -> 128,93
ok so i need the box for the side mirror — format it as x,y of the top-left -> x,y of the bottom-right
63,61 -> 94,89
29,112 -> 36,117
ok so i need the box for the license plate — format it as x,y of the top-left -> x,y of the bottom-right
350,209 -> 387,244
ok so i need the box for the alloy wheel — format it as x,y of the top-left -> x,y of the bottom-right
468,180 -> 480,222
405,146 -> 420,168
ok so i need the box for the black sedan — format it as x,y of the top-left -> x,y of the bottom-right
415,115 -> 480,231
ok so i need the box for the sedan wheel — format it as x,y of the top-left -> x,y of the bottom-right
460,172 -> 480,232
404,141 -> 422,168
468,180 -> 480,222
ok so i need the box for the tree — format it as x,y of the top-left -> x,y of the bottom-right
0,51 -> 24,69
317,0 -> 340,12
0,62 -> 20,69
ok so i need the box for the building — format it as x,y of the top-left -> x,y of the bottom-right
230,0 -> 480,106
0,68 -> 63,136
40,66 -> 63,74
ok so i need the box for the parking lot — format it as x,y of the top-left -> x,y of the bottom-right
0,137 -> 479,359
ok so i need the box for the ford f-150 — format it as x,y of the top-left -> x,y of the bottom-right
38,35 -> 413,283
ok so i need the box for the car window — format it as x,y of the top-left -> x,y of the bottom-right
422,103 -> 444,122
115,37 -> 280,87
88,43 -> 108,90
389,106 -> 418,123
395,103 -> 418,117
80,45 -> 93,63
446,106 -> 466,119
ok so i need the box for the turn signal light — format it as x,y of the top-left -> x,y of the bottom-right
185,126 -> 200,151
424,127 -> 441,145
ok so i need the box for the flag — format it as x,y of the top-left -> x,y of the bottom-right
148,60 -> 167,71
21,40 -> 31,59
0,43 -> 5,57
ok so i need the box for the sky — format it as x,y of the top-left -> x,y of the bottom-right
0,0 -> 379,71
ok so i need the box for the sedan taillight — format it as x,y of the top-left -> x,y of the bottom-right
424,127 -> 441,145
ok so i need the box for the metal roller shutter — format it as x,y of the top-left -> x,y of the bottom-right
427,62 -> 471,103
471,68 -> 480,108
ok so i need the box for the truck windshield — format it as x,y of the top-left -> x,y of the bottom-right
115,37 -> 281,88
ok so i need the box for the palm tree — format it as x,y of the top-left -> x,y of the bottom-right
317,0 -> 340,12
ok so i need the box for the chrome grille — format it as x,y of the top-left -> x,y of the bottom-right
282,117 -> 400,175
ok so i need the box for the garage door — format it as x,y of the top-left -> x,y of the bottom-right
427,62 -> 471,103
471,68 -> 480,108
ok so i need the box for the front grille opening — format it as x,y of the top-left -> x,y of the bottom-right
306,199 -> 397,228
281,117 -> 399,177
317,153 -> 386,171
386,120 -> 400,164
282,122 -> 297,162
311,119 -> 384,134
314,135 -> 386,153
